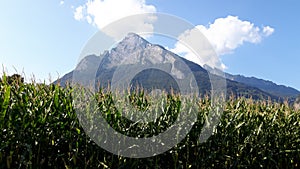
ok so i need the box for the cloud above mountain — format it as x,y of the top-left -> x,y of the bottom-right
198,16 -> 274,55
74,0 -> 156,29
171,16 -> 274,69
72,2 -> 274,70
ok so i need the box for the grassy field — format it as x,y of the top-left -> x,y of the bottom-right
0,74 -> 300,168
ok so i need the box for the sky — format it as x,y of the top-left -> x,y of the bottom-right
1,0 -> 300,90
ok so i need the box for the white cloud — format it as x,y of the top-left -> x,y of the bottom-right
171,38 -> 226,70
60,1 -> 64,5
263,26 -> 275,37
197,15 -> 275,56
74,6 -> 84,20
171,15 -> 274,70
74,0 -> 156,29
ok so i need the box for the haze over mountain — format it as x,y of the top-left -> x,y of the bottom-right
57,33 -> 299,102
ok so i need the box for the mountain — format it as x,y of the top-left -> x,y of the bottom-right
57,33 -> 299,102
225,74 -> 300,98
203,64 -> 300,99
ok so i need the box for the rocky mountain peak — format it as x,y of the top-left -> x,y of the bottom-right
103,33 -> 167,68
115,33 -> 150,52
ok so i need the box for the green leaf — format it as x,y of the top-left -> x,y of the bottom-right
54,86 -> 59,108
76,128 -> 81,135
0,85 -> 10,126
235,121 -> 245,129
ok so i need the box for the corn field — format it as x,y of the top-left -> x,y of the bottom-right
0,75 -> 300,168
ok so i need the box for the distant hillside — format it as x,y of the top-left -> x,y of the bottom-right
225,74 -> 300,98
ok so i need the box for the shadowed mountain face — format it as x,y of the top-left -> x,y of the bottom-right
57,33 -> 299,102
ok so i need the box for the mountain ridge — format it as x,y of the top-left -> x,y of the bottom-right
203,64 -> 300,99
225,74 -> 300,98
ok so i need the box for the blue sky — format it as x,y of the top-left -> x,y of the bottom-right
1,0 -> 300,90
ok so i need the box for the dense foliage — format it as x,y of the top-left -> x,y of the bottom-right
0,75 -> 299,168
